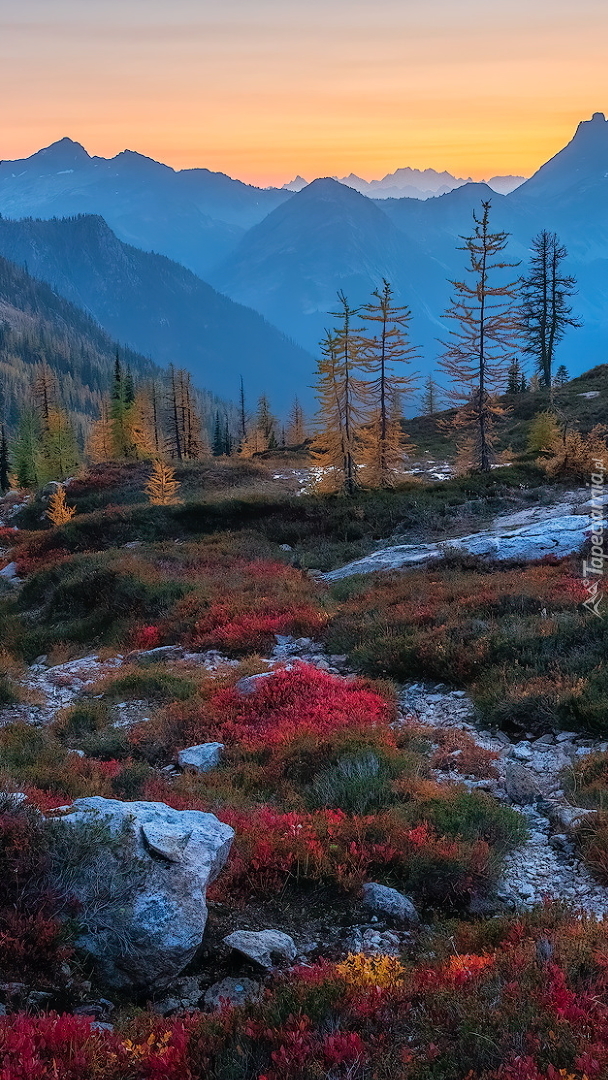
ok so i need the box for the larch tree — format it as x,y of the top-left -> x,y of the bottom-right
145,459 -> 182,505
358,280 -> 418,486
165,367 -> 206,462
519,231 -> 581,390
42,407 -> 80,480
86,402 -> 114,463
311,325 -> 362,494
46,486 -> 76,526
438,201 -> 520,473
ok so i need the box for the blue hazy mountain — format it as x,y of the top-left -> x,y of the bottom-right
0,138 -> 290,278
0,214 -> 314,410
210,176 -> 448,352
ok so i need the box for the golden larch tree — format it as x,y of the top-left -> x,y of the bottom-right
145,459 -> 182,505
358,280 -> 418,487
46,486 -> 76,526
438,201 -> 520,472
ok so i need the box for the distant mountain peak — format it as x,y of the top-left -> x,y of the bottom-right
517,110 -> 608,199
282,175 -> 308,191
35,137 -> 90,165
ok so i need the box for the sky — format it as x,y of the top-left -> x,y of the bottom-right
1,0 -> 607,186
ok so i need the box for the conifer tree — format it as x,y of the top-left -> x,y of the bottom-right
224,416 -> 233,456
0,425 -> 10,494
311,327 -> 362,494
46,486 -> 76,526
286,396 -> 307,445
239,376 -> 248,443
527,411 -> 562,454
520,231 -> 581,390
554,364 -> 569,387
145,460 -> 181,505
359,280 -> 418,486
212,411 -> 224,456
421,374 -> 442,416
507,359 -> 526,395
165,366 -> 205,461
438,201 -> 520,472
13,410 -> 41,490
86,402 -> 114,463
257,395 -> 278,449
42,407 -> 80,480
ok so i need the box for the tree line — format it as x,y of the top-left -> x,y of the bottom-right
311,204 -> 581,490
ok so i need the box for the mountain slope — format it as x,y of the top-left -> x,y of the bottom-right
210,177 -> 447,352
0,215 -> 315,411
0,253 -> 165,435
0,139 -> 290,278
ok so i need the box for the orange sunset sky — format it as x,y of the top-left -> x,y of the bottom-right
1,0 -> 607,186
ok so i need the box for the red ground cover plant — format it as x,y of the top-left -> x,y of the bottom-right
3,910 -> 607,1080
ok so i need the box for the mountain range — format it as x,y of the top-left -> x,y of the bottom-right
284,169 -> 526,199
1,112 -> 607,406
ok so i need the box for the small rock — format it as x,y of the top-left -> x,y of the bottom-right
177,743 -> 224,774
235,673 -> 274,695
0,561 -> 19,581
91,1021 -> 114,1032
512,743 -> 533,762
224,929 -> 297,968
550,805 -> 597,831
361,882 -> 419,925
204,977 -> 261,1010
279,544 -> 292,551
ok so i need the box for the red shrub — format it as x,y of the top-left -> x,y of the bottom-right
130,624 -> 163,650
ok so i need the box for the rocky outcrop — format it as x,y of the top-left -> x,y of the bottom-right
50,797 -> 234,991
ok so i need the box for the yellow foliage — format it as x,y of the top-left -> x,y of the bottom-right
335,952 -> 406,988
144,459 -> 182,505
543,425 -> 607,481
46,486 -> 76,526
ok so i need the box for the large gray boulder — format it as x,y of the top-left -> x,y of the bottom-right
50,797 -> 233,991
361,882 -> 419,925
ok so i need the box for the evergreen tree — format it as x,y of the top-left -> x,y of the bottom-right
554,364 -> 570,387
13,409 -> 41,489
257,395 -> 278,449
41,407 -> 80,480
239,376 -> 248,442
145,460 -> 181,505
358,280 -> 417,486
0,425 -> 10,494
212,411 -> 224,456
421,374 -> 442,416
520,231 -> 581,389
286,396 -> 306,445
507,359 -> 523,394
438,201 -> 520,472
224,416 -> 233,456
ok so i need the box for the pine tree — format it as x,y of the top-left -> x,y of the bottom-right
286,396 -> 306,445
507,359 -> 523,394
46,486 -> 76,526
109,352 -> 137,458
0,425 -> 10,494
224,417 -> 233,457
145,460 -> 182,505
421,374 -> 442,416
212,411 -> 224,456
239,376 -> 248,443
520,231 -> 581,389
13,410 -> 41,490
358,280 -> 417,486
438,201 -> 520,472
554,364 -> 570,387
257,395 -> 278,449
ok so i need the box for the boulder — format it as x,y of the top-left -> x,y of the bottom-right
204,976 -> 261,1010
223,929 -> 297,968
549,805 -> 597,831
361,882 -> 419,925
0,562 -> 19,581
503,762 -> 541,804
177,742 -> 224,773
50,797 -> 233,991
235,673 -> 275,695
